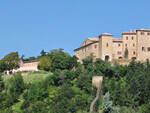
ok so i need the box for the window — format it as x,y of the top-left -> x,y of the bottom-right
106,43 -> 109,47
119,57 -> 122,59
118,44 -> 121,47
132,57 -> 136,60
142,47 -> 144,51
148,47 -> 150,51
94,45 -> 97,49
133,51 -> 136,55
132,36 -> 134,40
147,32 -> 150,35
117,51 -> 121,55
133,43 -> 135,47
125,44 -> 127,47
126,36 -> 128,40
141,31 -> 144,35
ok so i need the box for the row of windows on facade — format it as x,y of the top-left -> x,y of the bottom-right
105,43 -> 135,47
79,45 -> 97,53
141,32 -> 150,35
126,36 -> 134,40
125,43 -> 135,47
125,32 -> 150,40
98,42 -> 134,48
119,43 -> 135,47
117,51 -> 136,55
79,46 -> 150,55
142,47 -> 150,52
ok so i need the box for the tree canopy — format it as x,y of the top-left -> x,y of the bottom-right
0,52 -> 19,72
0,50 -> 150,113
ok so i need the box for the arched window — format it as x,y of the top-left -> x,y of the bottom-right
117,51 -> 121,55
106,43 -> 109,47
148,47 -> 150,51
141,32 -> 144,35
119,57 -> 122,59
94,45 -> 97,49
132,36 -> 134,40
126,36 -> 128,40
105,55 -> 109,61
142,47 -> 144,51
118,44 -> 120,47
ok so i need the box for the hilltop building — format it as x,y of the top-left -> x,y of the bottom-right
4,60 -> 39,75
74,28 -> 150,64
17,60 -> 39,72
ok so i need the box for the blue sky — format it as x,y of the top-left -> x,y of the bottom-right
0,0 -> 150,58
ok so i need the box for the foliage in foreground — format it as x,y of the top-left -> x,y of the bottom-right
1,50 -> 150,113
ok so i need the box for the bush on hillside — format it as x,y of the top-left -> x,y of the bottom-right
38,56 -> 51,71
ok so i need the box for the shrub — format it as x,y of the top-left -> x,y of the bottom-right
38,56 -> 51,71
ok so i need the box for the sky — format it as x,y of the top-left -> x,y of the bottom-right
0,0 -> 150,58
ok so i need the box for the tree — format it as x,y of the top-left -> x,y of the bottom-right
0,73 -> 25,109
49,84 -> 76,113
99,92 -> 120,113
82,55 -> 94,69
0,73 -> 4,92
0,61 -> 6,72
7,73 -> 25,97
0,52 -> 19,72
21,54 -> 25,60
38,56 -> 51,71
48,49 -> 76,71
68,55 -> 78,69
23,57 -> 37,62
40,49 -> 46,56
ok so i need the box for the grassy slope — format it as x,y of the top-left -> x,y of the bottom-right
2,71 -> 52,113
3,71 -> 52,84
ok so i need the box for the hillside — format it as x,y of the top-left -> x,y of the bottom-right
3,71 -> 52,84
2,71 -> 52,113
1,50 -> 150,113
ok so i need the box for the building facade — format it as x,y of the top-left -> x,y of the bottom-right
74,28 -> 150,63
17,60 -> 39,72
4,60 -> 39,75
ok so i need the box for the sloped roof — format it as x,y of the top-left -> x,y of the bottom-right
87,38 -> 99,42
74,38 -> 98,51
80,38 -> 99,47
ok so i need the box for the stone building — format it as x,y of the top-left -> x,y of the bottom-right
74,28 -> 150,64
17,60 -> 39,72
4,60 -> 39,75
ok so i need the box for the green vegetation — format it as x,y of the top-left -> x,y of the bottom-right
3,71 -> 51,84
1,50 -> 150,113
38,56 -> 52,71
0,52 -> 19,72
